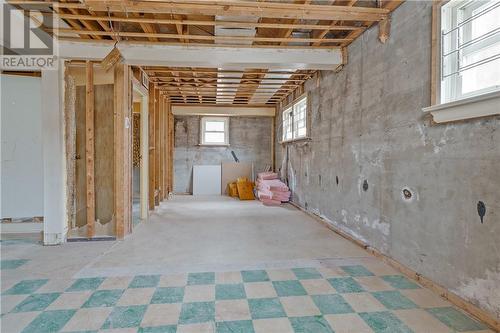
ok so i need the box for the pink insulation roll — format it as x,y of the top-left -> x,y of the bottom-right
257,172 -> 279,180
256,175 -> 290,206
262,199 -> 282,206
258,179 -> 289,192
257,190 -> 273,200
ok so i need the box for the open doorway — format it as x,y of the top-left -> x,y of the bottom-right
132,81 -> 149,227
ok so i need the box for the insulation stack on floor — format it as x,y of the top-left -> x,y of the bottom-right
256,172 -> 290,206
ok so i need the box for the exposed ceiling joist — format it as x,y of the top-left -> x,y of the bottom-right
78,0 -> 390,22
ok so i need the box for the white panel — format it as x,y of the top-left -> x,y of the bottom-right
58,40 -> 343,70
193,165 -> 222,195
172,105 -> 275,117
1,74 -> 43,218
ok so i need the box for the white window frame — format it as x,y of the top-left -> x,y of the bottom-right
423,0 -> 500,123
282,107 -> 293,142
281,95 -> 309,143
440,0 -> 500,103
200,116 -> 229,146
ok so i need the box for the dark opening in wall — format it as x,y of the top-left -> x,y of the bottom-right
362,180 -> 368,192
477,201 -> 486,224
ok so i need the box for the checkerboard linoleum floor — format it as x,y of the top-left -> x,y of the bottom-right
1,260 -> 492,333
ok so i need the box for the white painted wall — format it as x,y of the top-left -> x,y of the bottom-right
41,64 -> 67,245
1,74 -> 44,218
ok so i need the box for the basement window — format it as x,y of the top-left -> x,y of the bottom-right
200,117 -> 229,146
282,95 -> 309,142
424,0 -> 500,123
440,0 -> 500,103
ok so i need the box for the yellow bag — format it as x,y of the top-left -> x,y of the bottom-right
228,182 -> 239,197
237,178 -> 254,200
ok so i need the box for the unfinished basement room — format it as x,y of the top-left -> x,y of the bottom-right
1,0 -> 499,332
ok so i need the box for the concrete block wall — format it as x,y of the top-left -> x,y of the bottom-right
276,2 -> 500,319
174,116 -> 272,194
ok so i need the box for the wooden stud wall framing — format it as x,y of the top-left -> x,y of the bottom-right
114,63 -> 132,239
162,98 -> 169,199
85,61 -> 95,238
159,96 -> 165,201
144,84 -> 174,209
148,82 -> 156,210
154,86 -> 161,205
168,105 -> 174,194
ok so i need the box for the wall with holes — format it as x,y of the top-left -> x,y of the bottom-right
275,2 -> 500,319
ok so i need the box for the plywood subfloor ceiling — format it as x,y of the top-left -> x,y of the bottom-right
10,0 -> 402,105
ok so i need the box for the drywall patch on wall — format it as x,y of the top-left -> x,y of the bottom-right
454,265 -> 500,319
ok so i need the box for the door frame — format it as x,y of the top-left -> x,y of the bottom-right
132,80 -> 149,221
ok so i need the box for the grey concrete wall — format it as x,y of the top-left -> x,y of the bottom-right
276,2 -> 500,319
174,116 -> 272,193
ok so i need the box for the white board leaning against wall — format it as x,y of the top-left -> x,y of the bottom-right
193,165 -> 222,195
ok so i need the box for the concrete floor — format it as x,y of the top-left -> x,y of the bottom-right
1,196 -> 492,332
88,196 -> 369,275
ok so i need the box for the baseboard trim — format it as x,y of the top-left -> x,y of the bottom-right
289,201 -> 500,332
43,232 -> 66,246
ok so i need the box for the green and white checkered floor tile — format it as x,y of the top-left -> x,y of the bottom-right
1,264 -> 492,333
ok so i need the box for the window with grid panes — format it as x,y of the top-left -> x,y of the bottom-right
281,96 -> 308,142
200,117 -> 229,145
440,0 -> 500,103
293,97 -> 307,139
282,107 -> 293,141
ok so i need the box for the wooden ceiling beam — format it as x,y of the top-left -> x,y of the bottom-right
171,14 -> 185,43
311,0 -> 358,47
146,69 -> 314,76
340,0 -> 403,47
279,0 -> 312,46
135,13 -> 160,42
50,0 -> 390,21
161,89 -> 291,93
54,13 -> 363,31
51,6 -> 91,40
172,102 -> 277,107
151,76 -> 308,82
56,28 -> 352,44
62,4 -> 103,40
161,88 -> 290,93
157,83 -> 301,87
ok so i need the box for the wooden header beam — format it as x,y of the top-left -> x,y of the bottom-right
56,28 -> 352,44
79,1 -> 390,22
57,40 -> 343,70
54,13 -> 364,31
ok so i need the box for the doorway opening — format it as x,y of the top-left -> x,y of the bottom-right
132,82 -> 149,227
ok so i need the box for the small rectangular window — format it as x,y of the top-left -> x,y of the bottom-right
200,117 -> 229,145
282,107 -> 293,141
281,95 -> 308,143
293,97 -> 307,139
440,0 -> 500,103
